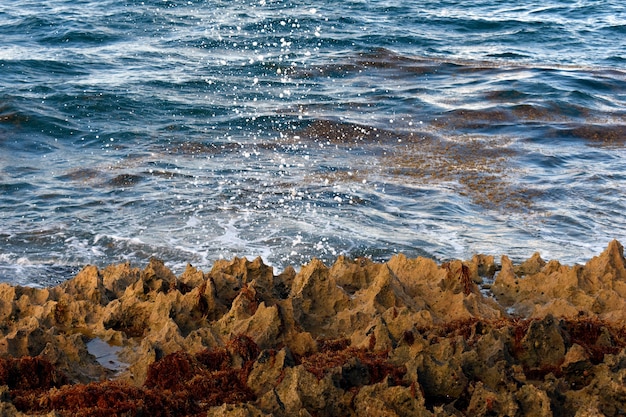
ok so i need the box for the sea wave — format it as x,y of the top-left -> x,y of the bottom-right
1,0 -> 625,284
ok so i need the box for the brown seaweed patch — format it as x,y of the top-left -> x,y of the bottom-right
195,346 -> 230,372
144,351 -> 205,392
106,173 -> 144,187
511,104 -> 560,122
432,108 -> 514,130
292,49 -> 520,80
484,89 -> 530,103
10,339 -> 260,416
417,316 -> 626,364
384,134 -> 539,211
562,318 -> 626,364
304,169 -> 372,191
167,141 -> 230,155
569,124 -> 626,147
0,110 -> 30,126
355,47 -> 425,69
291,48 -> 424,78
19,381 -> 192,417
0,356 -> 67,391
296,119 -> 417,145
227,334 -> 261,363
144,335 -> 258,407
293,118 -> 540,213
57,168 -> 101,182
12,341 -> 258,415
145,169 -> 195,180
300,338 -> 406,388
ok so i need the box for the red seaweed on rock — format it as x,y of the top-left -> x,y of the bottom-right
227,334 -> 261,363
144,351 -> 205,391
195,345 -> 231,371
144,335 -> 258,408
23,381 -> 193,417
562,317 -> 626,363
8,336 -> 261,416
301,337 -> 406,387
0,356 -> 67,391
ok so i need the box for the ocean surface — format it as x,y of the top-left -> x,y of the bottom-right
1,0 -> 625,286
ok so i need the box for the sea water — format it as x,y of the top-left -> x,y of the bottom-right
1,0 -> 625,285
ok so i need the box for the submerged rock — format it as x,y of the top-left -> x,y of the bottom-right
0,241 -> 626,415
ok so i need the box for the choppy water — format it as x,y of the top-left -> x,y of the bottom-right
1,0 -> 625,285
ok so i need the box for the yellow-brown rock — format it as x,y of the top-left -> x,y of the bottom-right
0,241 -> 626,416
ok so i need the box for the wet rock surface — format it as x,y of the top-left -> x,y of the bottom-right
1,241 -> 626,416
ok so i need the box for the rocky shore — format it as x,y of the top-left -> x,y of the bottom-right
1,241 -> 626,416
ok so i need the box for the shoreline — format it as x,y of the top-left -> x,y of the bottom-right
1,241 -> 626,416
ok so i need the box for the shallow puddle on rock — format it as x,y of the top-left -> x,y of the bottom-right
86,338 -> 129,374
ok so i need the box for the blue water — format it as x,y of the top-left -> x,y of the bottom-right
1,0 -> 626,285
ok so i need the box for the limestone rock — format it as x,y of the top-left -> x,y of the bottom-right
417,340 -> 469,401
493,239 -> 626,321
273,366 -> 347,416
141,258 -> 177,293
353,378 -> 431,417
60,265 -> 106,304
1,242 -> 626,415
517,314 -> 566,369
247,348 -> 295,398
289,258 -> 350,335
466,381 -> 518,417
207,403 -> 269,417
101,261 -> 141,299
515,251 -> 546,276
515,384 -> 552,417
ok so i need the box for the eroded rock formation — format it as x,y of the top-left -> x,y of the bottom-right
1,241 -> 626,416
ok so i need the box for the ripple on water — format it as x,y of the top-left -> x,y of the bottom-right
1,0 -> 626,285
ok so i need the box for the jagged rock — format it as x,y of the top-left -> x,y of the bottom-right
177,263 -> 206,290
565,349 -> 626,416
466,381 -> 518,416
0,243 -> 626,415
461,328 -> 511,390
0,393 -> 33,417
493,239 -> 626,320
388,255 -> 504,322
562,343 -> 589,368
141,258 -> 177,293
207,403 -> 269,417
208,256 -> 275,306
247,348 -> 295,398
515,252 -> 546,276
273,366 -> 347,416
289,258 -> 351,336
353,378 -> 431,417
583,240 -> 626,290
2,317 -> 49,357
38,333 -> 109,383
470,253 -> 497,281
417,338 -> 469,401
60,265 -> 106,304
0,284 -> 16,323
517,314 -> 566,370
219,299 -> 282,350
101,262 -> 141,299
515,383 -> 553,416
